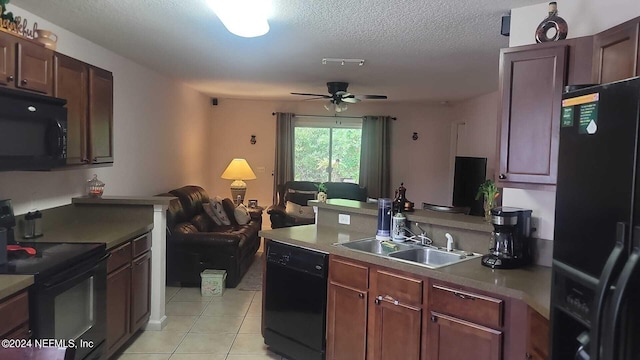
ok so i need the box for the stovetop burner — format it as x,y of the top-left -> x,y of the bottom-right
0,242 -> 105,279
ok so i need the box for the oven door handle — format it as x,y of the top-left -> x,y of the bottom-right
42,253 -> 110,288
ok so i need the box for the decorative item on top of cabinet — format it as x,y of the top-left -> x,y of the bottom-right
0,31 -> 53,94
497,44 -> 567,188
535,2 -> 568,43
54,53 -> 114,165
592,17 -> 640,84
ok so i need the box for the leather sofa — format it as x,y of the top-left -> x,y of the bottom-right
158,185 -> 262,288
267,181 -> 367,229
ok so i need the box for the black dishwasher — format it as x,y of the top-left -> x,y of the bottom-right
264,240 -> 328,360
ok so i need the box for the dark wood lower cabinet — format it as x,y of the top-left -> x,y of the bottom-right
0,290 -> 30,340
106,264 -> 131,356
326,282 -> 368,360
130,251 -> 152,332
371,297 -> 421,360
427,312 -> 502,360
106,233 -> 151,358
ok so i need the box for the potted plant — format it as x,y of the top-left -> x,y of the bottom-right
476,180 -> 500,221
316,182 -> 328,202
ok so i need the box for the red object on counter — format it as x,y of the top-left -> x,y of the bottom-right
6,245 -> 36,256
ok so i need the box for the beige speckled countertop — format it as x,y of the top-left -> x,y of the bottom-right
259,225 -> 551,319
31,220 -> 153,250
0,275 -> 33,300
72,196 -> 175,206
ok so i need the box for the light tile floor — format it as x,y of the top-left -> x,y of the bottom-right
116,286 -> 285,360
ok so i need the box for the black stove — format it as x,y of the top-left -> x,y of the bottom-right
0,242 -> 106,279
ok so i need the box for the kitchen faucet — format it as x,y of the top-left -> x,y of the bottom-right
403,222 -> 432,246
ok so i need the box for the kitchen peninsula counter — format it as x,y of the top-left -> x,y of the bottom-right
259,224 -> 552,319
0,275 -> 33,300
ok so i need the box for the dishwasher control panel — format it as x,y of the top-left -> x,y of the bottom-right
266,241 -> 327,277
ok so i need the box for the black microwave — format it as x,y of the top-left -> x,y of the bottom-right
0,87 -> 67,171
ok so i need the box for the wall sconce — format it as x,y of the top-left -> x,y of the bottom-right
412,132 -> 419,141
250,135 -> 257,145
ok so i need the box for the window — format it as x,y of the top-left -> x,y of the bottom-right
293,118 -> 362,183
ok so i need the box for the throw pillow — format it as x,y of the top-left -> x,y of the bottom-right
204,196 -> 231,226
287,189 -> 317,206
285,201 -> 315,219
234,203 -> 251,225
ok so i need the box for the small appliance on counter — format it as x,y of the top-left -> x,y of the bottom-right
23,210 -> 43,239
376,198 -> 392,240
481,207 -> 533,269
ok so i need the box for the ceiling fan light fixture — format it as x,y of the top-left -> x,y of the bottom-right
206,0 -> 271,38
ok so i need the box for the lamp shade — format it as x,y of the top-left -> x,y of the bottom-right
221,159 -> 257,180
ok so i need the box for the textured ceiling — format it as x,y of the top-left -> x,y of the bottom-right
12,0 -> 542,102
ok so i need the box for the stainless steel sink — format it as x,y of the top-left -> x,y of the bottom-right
338,238 -> 418,255
336,238 -> 480,269
388,247 -> 467,267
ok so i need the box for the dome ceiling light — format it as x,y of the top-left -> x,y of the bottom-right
206,0 -> 272,38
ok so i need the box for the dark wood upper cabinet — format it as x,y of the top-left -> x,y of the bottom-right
0,31 -> 53,95
54,55 -> 114,166
54,53 -> 88,165
0,35 -> 14,86
16,40 -> 53,94
498,45 -> 567,186
89,66 -> 114,164
592,19 -> 639,84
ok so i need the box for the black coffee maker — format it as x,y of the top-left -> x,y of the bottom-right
481,207 -> 533,269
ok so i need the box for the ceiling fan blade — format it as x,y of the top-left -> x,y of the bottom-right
291,92 -> 331,98
335,91 -> 349,97
342,97 -> 360,103
302,96 -> 328,101
356,94 -> 388,100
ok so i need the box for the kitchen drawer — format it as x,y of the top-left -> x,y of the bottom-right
132,233 -> 151,258
108,242 -> 132,273
329,257 -> 369,290
0,291 -> 29,337
430,284 -> 503,329
374,269 -> 423,305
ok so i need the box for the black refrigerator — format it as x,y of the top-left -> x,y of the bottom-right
551,77 -> 640,360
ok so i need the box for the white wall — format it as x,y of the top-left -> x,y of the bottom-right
208,99 -> 456,209
450,91 -> 499,180
0,5 -> 212,215
511,0 -> 640,47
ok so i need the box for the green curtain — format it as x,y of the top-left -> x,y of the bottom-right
359,116 -> 391,198
273,112 -> 295,203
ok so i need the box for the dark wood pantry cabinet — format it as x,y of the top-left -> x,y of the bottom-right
54,53 -> 114,165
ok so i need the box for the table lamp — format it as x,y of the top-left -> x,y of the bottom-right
221,158 -> 257,204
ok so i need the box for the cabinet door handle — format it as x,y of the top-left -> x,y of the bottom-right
21,79 -> 27,84
358,293 -> 364,299
7,75 -> 13,82
525,353 -> 532,360
499,173 -> 507,180
374,298 -> 380,305
430,315 -> 437,323
453,291 -> 475,300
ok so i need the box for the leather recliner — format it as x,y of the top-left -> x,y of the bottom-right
267,181 -> 367,229
158,185 -> 262,288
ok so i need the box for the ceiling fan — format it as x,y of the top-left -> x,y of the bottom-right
291,82 -> 387,112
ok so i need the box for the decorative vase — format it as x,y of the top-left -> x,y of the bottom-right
535,2 -> 568,43
483,196 -> 494,222
317,192 -> 327,202
34,29 -> 58,50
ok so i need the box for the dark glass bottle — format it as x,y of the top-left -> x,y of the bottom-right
393,183 -> 407,214
535,2 -> 568,43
